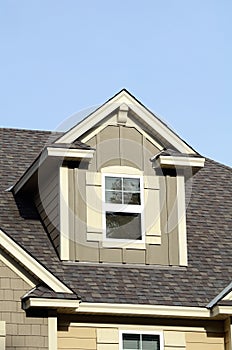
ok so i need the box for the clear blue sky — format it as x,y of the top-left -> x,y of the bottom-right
0,1 -> 231,166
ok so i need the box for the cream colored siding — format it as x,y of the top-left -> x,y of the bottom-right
35,171 -> 59,253
58,321 -> 226,350
164,330 -> 186,349
0,258 -> 48,350
58,326 -> 97,349
97,328 -> 118,350
185,331 -> 225,350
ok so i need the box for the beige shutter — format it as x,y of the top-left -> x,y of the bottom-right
86,172 -> 103,241
144,175 -> 161,245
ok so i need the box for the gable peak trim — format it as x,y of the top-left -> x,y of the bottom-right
55,89 -> 197,155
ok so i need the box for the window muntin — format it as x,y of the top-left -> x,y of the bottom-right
103,174 -> 144,242
105,177 -> 140,205
121,332 -> 162,350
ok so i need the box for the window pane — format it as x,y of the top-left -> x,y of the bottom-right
142,335 -> 160,350
123,178 -> 140,191
123,334 -> 140,349
123,192 -> 141,205
106,213 -> 142,240
105,177 -> 122,190
105,191 -> 122,204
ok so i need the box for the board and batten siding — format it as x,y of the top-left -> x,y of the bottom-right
58,322 -> 226,350
65,124 -> 186,266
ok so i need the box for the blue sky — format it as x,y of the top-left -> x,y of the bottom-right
0,1 -> 231,166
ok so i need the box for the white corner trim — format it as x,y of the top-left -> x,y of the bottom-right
0,229 -> 72,294
24,298 -> 80,309
48,316 -> 57,350
0,321 -> 6,336
59,167 -> 70,261
77,302 -> 210,318
176,175 -> 188,266
47,147 -> 94,159
153,156 -> 205,168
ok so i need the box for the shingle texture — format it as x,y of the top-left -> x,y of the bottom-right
1,128 -> 232,307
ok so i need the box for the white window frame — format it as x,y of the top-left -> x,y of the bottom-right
119,330 -> 164,350
102,173 -> 145,243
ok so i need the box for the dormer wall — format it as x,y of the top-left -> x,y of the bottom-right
56,123 -> 187,266
25,90 -> 203,267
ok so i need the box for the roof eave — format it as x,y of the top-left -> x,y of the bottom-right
12,147 -> 95,195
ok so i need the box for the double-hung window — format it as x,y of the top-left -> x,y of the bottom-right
103,174 -> 144,241
120,331 -> 163,350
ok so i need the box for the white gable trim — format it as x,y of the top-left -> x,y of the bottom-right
80,115 -> 164,151
56,90 -> 196,155
0,229 -> 73,294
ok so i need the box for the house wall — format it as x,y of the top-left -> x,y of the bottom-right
35,170 -> 60,254
66,124 -> 184,266
57,318 -> 225,350
0,252 -> 48,350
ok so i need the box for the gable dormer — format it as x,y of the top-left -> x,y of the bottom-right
13,89 -> 205,267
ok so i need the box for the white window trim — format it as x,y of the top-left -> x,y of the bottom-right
102,173 -> 145,244
119,330 -> 164,350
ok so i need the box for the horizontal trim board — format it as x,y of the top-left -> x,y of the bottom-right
77,302 -> 211,319
24,298 -> 80,309
152,156 -> 205,168
47,147 -> 94,159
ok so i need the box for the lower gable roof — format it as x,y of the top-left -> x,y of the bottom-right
1,128 -> 232,309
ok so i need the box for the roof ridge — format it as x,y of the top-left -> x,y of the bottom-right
0,126 -> 53,133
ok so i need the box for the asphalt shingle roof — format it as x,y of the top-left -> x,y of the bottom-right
1,127 -> 232,307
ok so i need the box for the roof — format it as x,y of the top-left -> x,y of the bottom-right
1,127 -> 232,308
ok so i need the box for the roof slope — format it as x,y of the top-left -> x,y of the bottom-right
1,128 -> 232,307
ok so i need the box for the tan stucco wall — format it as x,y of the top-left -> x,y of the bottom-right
57,319 -> 225,350
0,257 -> 48,349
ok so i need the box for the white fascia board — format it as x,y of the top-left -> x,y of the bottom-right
0,229 -> 73,294
47,147 -> 94,159
13,147 -> 94,195
55,90 -> 196,155
24,298 -> 80,310
211,305 -> 232,317
153,156 -> 205,168
77,302 -> 210,319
